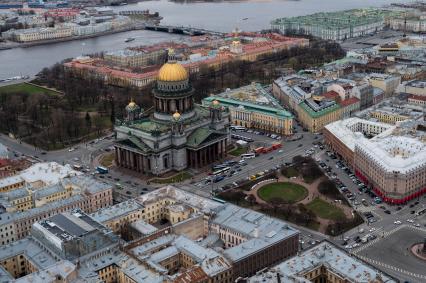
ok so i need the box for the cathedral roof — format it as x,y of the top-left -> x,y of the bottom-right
157,61 -> 188,82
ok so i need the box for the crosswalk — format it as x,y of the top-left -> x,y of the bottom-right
352,226 -> 395,254
352,224 -> 426,281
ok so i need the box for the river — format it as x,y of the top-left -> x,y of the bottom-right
0,0 -> 406,79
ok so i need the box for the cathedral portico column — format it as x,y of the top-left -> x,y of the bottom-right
123,149 -> 128,168
115,147 -> 120,166
121,149 -> 126,168
129,151 -> 133,170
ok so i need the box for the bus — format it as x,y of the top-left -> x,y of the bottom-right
230,126 -> 246,132
271,143 -> 282,150
255,147 -> 265,154
231,134 -> 253,142
212,166 -> 231,176
96,166 -> 109,174
241,153 -> 255,159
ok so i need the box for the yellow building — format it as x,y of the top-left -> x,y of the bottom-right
33,184 -> 74,208
104,48 -> 166,68
91,199 -> 144,233
202,84 -> 294,135
0,176 -> 25,193
1,253 -> 38,279
13,27 -> 73,42
370,109 -> 410,124
297,100 -> 342,132
2,188 -> 33,212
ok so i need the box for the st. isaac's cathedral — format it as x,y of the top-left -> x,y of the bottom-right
114,51 -> 230,175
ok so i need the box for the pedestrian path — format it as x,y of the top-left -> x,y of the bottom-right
352,225 -> 404,254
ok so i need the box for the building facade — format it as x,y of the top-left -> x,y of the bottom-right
271,9 -> 396,41
202,83 -> 293,136
324,118 -> 426,204
0,175 -> 113,245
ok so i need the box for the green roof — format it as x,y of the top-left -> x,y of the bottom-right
271,8 -> 402,29
186,128 -> 226,148
129,119 -> 169,133
203,96 -> 293,119
118,136 -> 152,153
299,101 -> 340,119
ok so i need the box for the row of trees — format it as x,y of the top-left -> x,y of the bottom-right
190,39 -> 345,102
14,37 -> 344,149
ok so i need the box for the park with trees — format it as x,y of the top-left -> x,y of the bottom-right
217,156 -> 363,235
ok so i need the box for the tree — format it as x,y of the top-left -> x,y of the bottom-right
85,112 -> 92,130
288,57 -> 299,69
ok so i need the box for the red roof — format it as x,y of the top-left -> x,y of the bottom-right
409,94 -> 426,102
323,91 -> 340,99
340,97 -> 360,107
0,158 -> 10,167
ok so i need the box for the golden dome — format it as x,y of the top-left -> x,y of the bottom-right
128,101 -> 136,108
157,61 -> 188,82
172,111 -> 181,120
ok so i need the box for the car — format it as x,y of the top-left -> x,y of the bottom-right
41,151 -> 47,155
368,234 -> 377,240
114,178 -> 120,181
68,147 -> 75,152
126,191 -> 132,195
413,223 -> 420,227
406,219 -> 414,223
411,210 -> 416,214
142,188 -> 148,191
298,144 -> 303,147
384,210 -> 391,214
268,156 -> 274,160
394,220 -> 402,225
396,206 -> 402,211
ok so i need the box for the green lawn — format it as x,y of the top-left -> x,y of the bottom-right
306,198 -> 346,221
151,171 -> 192,184
229,146 -> 247,156
0,83 -> 60,96
258,182 -> 308,203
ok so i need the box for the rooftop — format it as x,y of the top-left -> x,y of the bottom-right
91,199 -> 143,223
271,8 -> 400,29
19,162 -> 81,186
0,237 -> 57,270
299,99 -> 340,119
247,241 -> 397,283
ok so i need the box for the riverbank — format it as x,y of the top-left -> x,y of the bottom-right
0,24 -> 146,51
